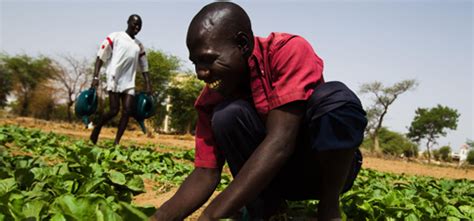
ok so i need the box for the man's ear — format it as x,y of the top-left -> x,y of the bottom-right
235,31 -> 251,56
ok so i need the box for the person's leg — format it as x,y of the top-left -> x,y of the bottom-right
211,99 -> 283,219
114,92 -> 135,145
315,148 -> 356,221
306,103 -> 367,221
90,91 -> 120,144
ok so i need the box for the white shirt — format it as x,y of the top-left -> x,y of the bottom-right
97,31 -> 149,93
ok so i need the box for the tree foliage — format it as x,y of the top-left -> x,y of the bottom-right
361,127 -> 418,157
2,54 -> 58,116
0,55 -> 14,108
466,139 -> 474,149
407,105 -> 460,163
467,150 -> 474,165
167,73 -> 204,134
359,79 -> 418,153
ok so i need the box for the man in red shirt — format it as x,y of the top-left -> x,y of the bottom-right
153,2 -> 366,220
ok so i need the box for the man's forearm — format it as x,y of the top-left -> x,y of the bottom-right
153,167 -> 221,220
202,137 -> 294,218
202,103 -> 304,219
142,71 -> 151,91
93,57 -> 103,78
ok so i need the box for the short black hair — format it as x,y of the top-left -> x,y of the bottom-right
190,2 -> 253,39
128,14 -> 141,22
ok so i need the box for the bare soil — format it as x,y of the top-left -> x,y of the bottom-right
1,117 -> 473,220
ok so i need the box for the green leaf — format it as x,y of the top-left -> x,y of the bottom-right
404,213 -> 419,221
0,133 -> 6,143
49,213 -> 67,221
50,194 -> 97,220
77,178 -> 106,194
444,205 -> 465,218
118,202 -> 149,221
108,170 -> 126,185
0,178 -> 17,196
459,205 -> 474,218
22,199 -> 47,220
126,176 -> 144,192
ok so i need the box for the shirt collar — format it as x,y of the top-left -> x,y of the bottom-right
248,36 -> 264,75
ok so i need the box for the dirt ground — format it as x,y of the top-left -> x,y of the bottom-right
1,117 -> 473,220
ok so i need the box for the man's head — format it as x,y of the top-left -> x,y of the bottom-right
126,14 -> 142,38
186,2 -> 254,97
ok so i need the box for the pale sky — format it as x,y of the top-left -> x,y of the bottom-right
1,0 -> 472,152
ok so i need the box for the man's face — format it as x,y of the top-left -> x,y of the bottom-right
127,17 -> 142,36
187,28 -> 249,97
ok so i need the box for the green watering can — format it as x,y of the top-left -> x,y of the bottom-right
134,92 -> 157,134
75,88 -> 98,126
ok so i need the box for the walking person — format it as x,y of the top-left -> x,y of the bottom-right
90,14 -> 151,145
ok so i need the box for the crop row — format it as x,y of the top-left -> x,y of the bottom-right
1,125 -> 473,220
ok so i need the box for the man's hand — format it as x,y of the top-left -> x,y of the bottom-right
91,77 -> 99,89
145,84 -> 152,95
202,101 -> 305,218
151,167 -> 221,220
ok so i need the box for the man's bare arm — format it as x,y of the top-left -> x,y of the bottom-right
201,101 -> 304,219
152,167 -> 222,221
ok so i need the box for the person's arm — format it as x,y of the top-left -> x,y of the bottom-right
151,167 -> 222,221
200,101 -> 305,220
142,71 -> 151,93
91,56 -> 103,89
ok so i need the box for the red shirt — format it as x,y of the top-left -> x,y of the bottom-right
193,33 -> 324,168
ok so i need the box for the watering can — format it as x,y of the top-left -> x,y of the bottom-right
134,92 -> 157,134
75,88 -> 98,126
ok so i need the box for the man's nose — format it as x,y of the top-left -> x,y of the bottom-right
196,66 -> 211,81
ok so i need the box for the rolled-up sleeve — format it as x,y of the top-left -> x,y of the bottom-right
194,87 -> 224,168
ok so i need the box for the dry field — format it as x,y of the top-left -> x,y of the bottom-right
1,117 -> 473,220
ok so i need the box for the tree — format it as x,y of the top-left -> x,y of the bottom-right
359,79 -> 418,153
29,82 -> 60,120
0,56 -> 14,108
135,49 -> 181,130
467,139 -> 474,149
407,105 -> 460,163
2,54 -> 57,116
167,73 -> 204,134
467,150 -> 474,165
53,55 -> 92,122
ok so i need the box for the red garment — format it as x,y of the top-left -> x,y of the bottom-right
193,32 -> 324,168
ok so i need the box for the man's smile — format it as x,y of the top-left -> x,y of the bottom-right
208,79 -> 222,90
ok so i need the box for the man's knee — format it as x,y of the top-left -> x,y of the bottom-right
122,106 -> 135,117
107,108 -> 120,117
211,100 -> 252,133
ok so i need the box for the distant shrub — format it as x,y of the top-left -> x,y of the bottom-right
361,127 -> 418,157
437,146 -> 451,162
467,150 -> 474,165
